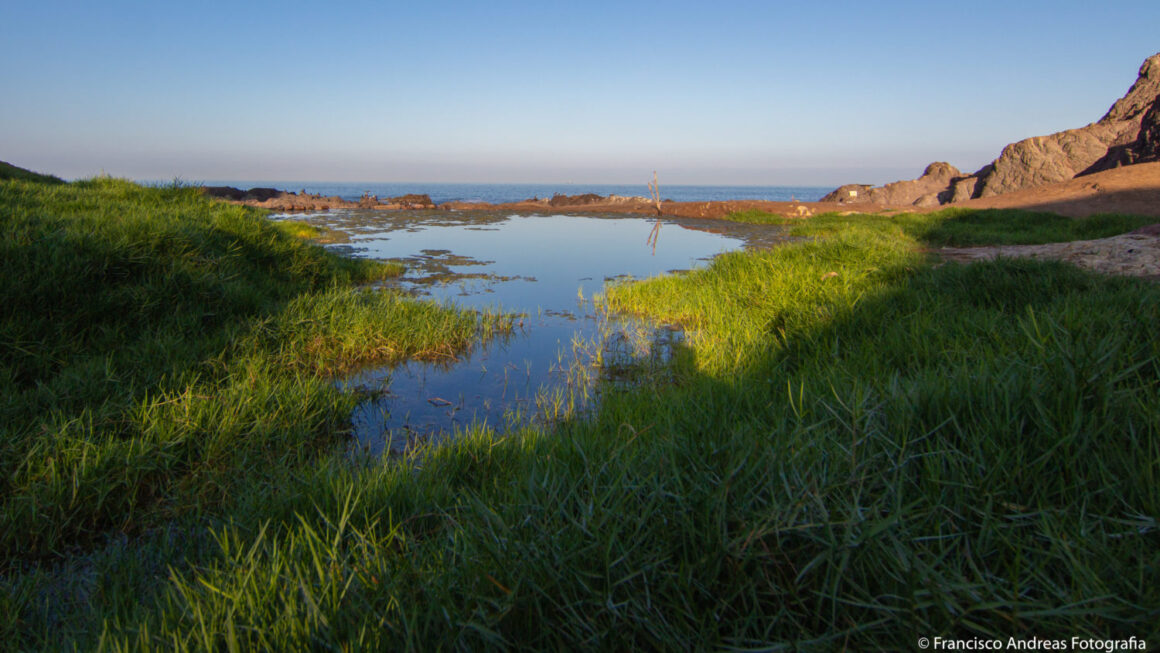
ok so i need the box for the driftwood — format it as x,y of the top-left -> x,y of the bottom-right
647,171 -> 662,254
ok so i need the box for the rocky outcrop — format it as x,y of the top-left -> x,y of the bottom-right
974,52 -> 1160,198
974,121 -> 1139,197
819,162 -> 964,206
356,193 -> 435,209
545,193 -> 651,207
386,193 -> 436,209
1137,96 -> 1160,162
1102,55 -> 1160,123
1104,94 -> 1160,166
201,186 -> 434,211
821,52 -> 1160,206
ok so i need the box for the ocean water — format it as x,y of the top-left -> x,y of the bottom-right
196,181 -> 830,204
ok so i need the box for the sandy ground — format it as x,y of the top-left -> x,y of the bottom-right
936,226 -> 1160,280
946,161 -> 1160,218
926,162 -> 1160,280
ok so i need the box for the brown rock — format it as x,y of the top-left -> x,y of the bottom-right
819,184 -> 874,203
385,193 -> 435,209
974,121 -> 1139,197
243,187 -> 282,202
950,175 -> 980,203
912,192 -> 943,208
820,162 -> 961,205
1101,53 -> 1160,122
548,193 -> 605,207
1129,95 -> 1160,163
201,186 -> 246,201
973,52 -> 1160,197
820,52 -> 1160,206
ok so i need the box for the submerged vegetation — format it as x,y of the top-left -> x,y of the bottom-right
2,170 -> 1158,648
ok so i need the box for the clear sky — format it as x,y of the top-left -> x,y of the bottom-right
2,1 -> 1158,186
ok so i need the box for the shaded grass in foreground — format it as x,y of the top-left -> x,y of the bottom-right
4,188 -> 1158,648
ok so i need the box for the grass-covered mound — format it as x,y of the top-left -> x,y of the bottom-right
0,160 -> 64,184
0,176 -> 507,566
4,181 -> 1157,648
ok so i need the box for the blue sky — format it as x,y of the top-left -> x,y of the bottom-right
2,1 -> 1158,185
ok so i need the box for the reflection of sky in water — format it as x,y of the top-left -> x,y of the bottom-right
275,210 -> 769,456
353,214 -> 740,313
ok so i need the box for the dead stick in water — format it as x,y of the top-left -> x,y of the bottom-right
647,171 -> 662,255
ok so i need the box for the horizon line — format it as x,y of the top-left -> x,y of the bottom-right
128,177 -> 838,189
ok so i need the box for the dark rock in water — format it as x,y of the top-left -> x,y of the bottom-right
548,193 -> 605,207
202,185 -> 285,202
385,194 -> 435,208
243,187 -> 282,202
201,185 -> 246,200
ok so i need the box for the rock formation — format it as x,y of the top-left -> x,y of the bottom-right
200,186 -> 434,211
820,162 -> 963,206
1136,96 -> 1160,163
821,52 -> 1160,207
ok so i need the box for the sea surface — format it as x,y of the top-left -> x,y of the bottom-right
195,181 -> 830,204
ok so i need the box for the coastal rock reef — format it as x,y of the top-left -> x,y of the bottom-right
822,52 -> 1160,207
201,186 -> 435,211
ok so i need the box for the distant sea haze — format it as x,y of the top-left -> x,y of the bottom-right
191,182 -> 831,204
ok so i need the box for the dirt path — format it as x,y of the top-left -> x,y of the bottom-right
936,224 -> 1160,281
868,162 -> 1160,280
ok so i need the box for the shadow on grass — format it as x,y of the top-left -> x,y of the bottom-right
96,256 -> 1158,649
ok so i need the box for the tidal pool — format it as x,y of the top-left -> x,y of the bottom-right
274,209 -> 785,455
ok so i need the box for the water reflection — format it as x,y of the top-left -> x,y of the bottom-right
273,209 -> 783,455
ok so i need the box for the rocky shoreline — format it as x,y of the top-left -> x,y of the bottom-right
201,186 -> 831,220
201,186 -> 438,211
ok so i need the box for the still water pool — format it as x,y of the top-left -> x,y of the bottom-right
273,209 -> 785,455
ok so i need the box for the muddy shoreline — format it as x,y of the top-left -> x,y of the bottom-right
202,185 -> 831,221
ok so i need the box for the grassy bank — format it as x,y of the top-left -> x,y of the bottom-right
4,179 -> 1158,648
727,206 -> 1158,246
0,176 -> 511,643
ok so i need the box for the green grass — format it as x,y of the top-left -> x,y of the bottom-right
0,160 -> 64,185
4,178 -> 1158,648
725,206 -> 1157,246
722,208 -> 794,225
0,176 -> 507,564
